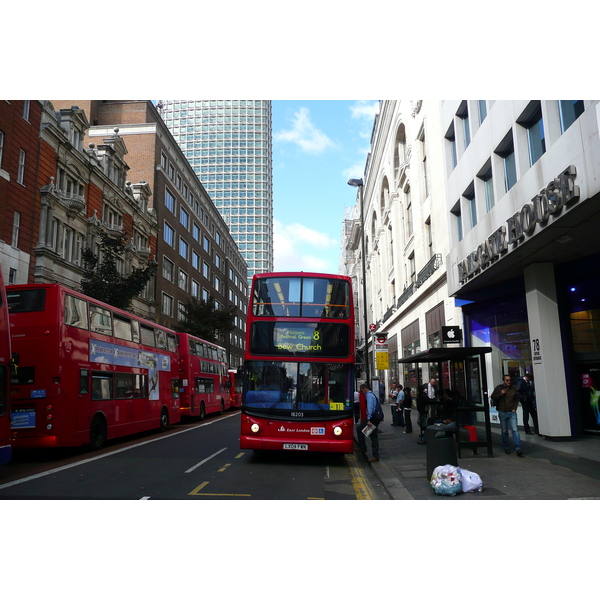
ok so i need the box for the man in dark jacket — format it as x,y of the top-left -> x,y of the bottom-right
516,373 -> 540,435
491,375 -> 524,457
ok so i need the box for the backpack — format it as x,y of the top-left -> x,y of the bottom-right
371,395 -> 384,424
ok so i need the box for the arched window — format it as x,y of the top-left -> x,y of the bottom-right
381,176 -> 389,214
394,123 -> 406,178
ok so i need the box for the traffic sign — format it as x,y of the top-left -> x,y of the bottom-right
369,323 -> 377,332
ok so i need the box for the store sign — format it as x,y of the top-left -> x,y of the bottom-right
457,166 -> 580,286
375,332 -> 389,370
442,326 -> 462,344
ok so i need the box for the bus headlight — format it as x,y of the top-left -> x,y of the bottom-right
333,426 -> 343,436
250,423 -> 260,433
46,424 -> 53,430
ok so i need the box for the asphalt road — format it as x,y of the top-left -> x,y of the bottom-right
0,412 -> 385,500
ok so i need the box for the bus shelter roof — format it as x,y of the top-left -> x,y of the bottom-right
397,346 -> 492,363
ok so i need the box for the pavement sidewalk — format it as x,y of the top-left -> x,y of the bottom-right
355,420 -> 600,500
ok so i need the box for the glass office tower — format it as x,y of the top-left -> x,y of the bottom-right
158,100 -> 274,287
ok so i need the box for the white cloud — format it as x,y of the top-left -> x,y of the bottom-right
274,107 -> 335,154
273,220 -> 339,272
350,100 -> 379,121
343,162 -> 366,181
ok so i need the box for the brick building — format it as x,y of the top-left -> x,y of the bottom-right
0,100 -> 43,284
51,101 -> 248,367
0,100 -> 159,320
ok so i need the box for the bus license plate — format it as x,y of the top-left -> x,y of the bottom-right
283,443 -> 308,450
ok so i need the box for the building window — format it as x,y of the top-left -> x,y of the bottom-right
192,279 -> 199,298
519,101 -> 545,166
203,261 -> 210,279
163,257 -> 174,282
178,269 -> 188,292
418,128 -> 429,198
559,100 -> 584,133
0,131 -> 4,168
478,100 -> 487,124
163,222 -> 175,247
12,212 -> 20,247
203,236 -> 210,253
165,188 -> 176,213
179,238 -> 189,260
478,160 -> 495,212
168,163 -> 175,181
180,208 -> 189,229
464,182 -> 476,227
445,123 -> 457,170
496,132 -> 517,192
192,222 -> 200,242
162,293 -> 174,318
192,250 -> 200,270
178,301 -> 186,321
457,101 -> 470,148
451,200 -> 463,242
408,253 -> 416,284
405,186 -> 413,238
161,152 -> 168,169
425,217 -> 433,259
17,149 -> 26,184
22,100 -> 30,121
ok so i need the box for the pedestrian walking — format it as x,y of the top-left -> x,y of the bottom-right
516,373 -> 540,435
388,382 -> 400,426
491,374 -> 524,457
403,386 -> 413,433
396,384 -> 406,428
427,377 -> 437,401
356,382 -> 382,462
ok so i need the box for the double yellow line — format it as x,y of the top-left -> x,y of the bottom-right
347,453 -> 376,500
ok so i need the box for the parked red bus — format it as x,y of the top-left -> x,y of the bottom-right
0,268 -> 12,465
176,332 -> 230,419
7,284 -> 181,450
240,272 -> 355,453
228,369 -> 242,409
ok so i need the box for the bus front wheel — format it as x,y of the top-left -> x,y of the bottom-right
159,408 -> 169,431
89,416 -> 107,451
199,402 -> 206,420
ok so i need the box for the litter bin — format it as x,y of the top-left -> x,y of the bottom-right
426,424 -> 458,480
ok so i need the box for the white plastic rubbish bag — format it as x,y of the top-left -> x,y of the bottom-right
459,468 -> 483,492
430,464 -> 462,496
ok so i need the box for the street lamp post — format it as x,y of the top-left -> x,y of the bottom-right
348,178 -> 370,385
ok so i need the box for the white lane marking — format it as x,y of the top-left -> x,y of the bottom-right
185,447 -> 228,473
140,496 -> 151,500
0,412 -> 238,491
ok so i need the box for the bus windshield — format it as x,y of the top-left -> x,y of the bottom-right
243,361 -> 352,414
252,277 -> 350,318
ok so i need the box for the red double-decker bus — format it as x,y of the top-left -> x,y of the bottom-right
176,332 -> 231,419
7,284 -> 181,450
0,268 -> 12,465
228,369 -> 242,409
240,272 -> 355,453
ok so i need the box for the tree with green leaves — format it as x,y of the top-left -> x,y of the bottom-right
175,296 -> 236,344
80,231 -> 158,311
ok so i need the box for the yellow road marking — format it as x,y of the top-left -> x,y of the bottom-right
235,452 -> 245,459
189,481 -> 210,495
307,497 -> 324,500
218,463 -> 232,472
347,453 -> 375,500
188,480 -> 251,497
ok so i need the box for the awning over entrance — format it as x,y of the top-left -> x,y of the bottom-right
397,346 -> 492,364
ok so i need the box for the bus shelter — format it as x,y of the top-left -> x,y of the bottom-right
398,347 -> 493,458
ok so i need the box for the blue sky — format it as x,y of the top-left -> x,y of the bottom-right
271,100 -> 379,274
